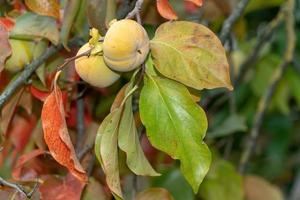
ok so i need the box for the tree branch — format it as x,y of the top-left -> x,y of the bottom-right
126,0 -> 144,24
238,0 -> 296,173
219,0 -> 251,44
0,38 -> 82,111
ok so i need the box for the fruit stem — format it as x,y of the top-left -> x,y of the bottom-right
57,49 -> 92,71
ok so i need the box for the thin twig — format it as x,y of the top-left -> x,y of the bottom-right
0,176 -> 38,198
57,49 -> 92,71
219,0 -> 251,44
126,0 -> 144,24
235,8 -> 285,85
238,0 -> 296,174
0,38 -> 83,111
75,88 -> 86,153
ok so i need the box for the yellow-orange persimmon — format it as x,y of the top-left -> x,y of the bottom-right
75,43 -> 120,88
103,19 -> 149,72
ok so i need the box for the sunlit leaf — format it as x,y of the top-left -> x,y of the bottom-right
0,22 -> 11,73
41,72 -> 87,182
156,0 -> 178,20
25,0 -> 60,19
151,21 -> 232,90
136,188 -> 174,200
140,74 -> 211,192
11,12 -> 59,45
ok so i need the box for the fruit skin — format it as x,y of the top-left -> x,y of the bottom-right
75,43 -> 120,88
103,19 -> 150,72
5,39 -> 34,72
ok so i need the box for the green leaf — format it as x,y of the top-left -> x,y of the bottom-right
150,21 -> 232,91
60,0 -> 81,49
139,74 -> 211,192
33,40 -> 48,86
152,168 -> 194,200
207,114 -> 247,139
11,12 -> 59,45
199,159 -> 244,200
95,108 -> 123,199
118,81 -> 159,176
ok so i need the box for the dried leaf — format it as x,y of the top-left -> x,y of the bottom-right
25,0 -> 60,19
39,173 -> 85,200
0,88 -> 24,135
156,0 -> 178,20
41,72 -> 87,182
0,21 -> 12,73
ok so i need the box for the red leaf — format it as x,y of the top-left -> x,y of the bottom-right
0,17 -> 15,31
184,1 -> 199,13
30,85 -> 51,101
9,115 -> 36,152
39,173 -> 85,200
156,0 -> 178,20
0,20 -> 12,73
185,0 -> 203,7
41,72 -> 87,183
12,149 -> 46,181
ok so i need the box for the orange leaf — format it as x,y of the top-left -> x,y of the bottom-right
12,149 -> 47,181
185,0 -> 203,7
156,0 -> 178,20
25,0 -> 60,19
41,72 -> 87,182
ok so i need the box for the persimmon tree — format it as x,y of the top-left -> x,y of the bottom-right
0,0 -> 298,200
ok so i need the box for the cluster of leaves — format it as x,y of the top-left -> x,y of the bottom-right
0,0 -> 300,200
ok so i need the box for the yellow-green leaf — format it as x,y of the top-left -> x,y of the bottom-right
150,21 -> 232,90
139,74 -> 211,192
118,81 -> 159,177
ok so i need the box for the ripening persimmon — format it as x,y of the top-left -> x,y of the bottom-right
103,19 -> 150,72
75,43 -> 120,88
5,39 -> 34,72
